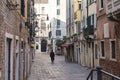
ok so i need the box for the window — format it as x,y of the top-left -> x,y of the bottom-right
42,7 -> 45,11
42,7 -> 45,14
87,14 -> 95,35
88,0 -> 95,4
91,14 -> 94,26
99,0 -> 103,9
57,0 -> 60,5
21,0 -> 25,16
16,0 -> 18,4
88,14 -> 94,26
74,12 -> 77,19
88,0 -> 91,4
57,9 -> 60,15
101,41 -> 105,57
57,19 -> 60,26
21,41 -> 24,49
35,37 -> 39,42
95,44 -> 98,59
16,40 -> 19,53
49,31 -> 52,38
41,22 -> 46,30
79,4 -> 81,10
110,41 -> 116,59
56,30 -> 61,36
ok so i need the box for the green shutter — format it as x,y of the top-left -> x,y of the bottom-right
57,9 -> 60,15
57,0 -> 60,5
87,16 -> 91,26
57,19 -> 60,26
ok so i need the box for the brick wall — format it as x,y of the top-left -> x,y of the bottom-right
96,0 -> 120,78
100,59 -> 120,77
0,0 -> 31,80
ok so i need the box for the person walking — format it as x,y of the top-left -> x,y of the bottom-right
50,50 -> 55,63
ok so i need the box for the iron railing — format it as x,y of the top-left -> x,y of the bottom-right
87,66 -> 120,80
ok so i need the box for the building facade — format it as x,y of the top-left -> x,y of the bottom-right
65,0 -> 74,62
0,0 -> 34,80
78,0 -> 98,68
97,0 -> 120,78
54,0 -> 67,54
85,0 -> 98,68
34,0 -> 50,53
73,0 -> 82,64
48,0 -> 67,53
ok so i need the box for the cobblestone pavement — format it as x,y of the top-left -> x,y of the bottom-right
28,52 -> 92,80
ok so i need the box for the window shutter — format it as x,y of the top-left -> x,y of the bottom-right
57,0 -> 60,5
104,23 -> 109,38
57,19 -> 60,25
91,14 -> 94,26
87,16 -> 91,27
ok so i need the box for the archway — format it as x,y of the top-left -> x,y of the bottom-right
41,39 -> 47,52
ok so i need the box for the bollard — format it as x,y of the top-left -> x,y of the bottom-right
96,66 -> 102,80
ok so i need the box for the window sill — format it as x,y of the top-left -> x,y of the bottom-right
100,56 -> 105,59
110,58 -> 117,61
99,8 -> 104,11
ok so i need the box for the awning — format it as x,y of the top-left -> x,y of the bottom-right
61,43 -> 72,48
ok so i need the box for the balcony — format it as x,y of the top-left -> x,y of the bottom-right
106,0 -> 120,20
83,25 -> 94,41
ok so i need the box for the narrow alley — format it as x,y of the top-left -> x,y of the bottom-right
28,51 -> 91,80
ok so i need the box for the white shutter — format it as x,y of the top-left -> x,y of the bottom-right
104,23 -> 109,38
94,14 -> 96,28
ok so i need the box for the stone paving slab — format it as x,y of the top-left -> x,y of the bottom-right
28,52 -> 93,80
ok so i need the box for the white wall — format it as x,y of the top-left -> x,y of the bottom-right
48,0 -> 67,52
35,0 -> 67,52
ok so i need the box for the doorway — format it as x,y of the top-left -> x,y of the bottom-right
41,40 -> 47,52
6,38 -> 13,80
15,40 -> 19,80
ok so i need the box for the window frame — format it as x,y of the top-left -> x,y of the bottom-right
56,30 -> 61,36
57,9 -> 60,15
79,4 -> 81,10
95,44 -> 98,59
57,0 -> 60,5
100,40 -> 105,59
21,0 -> 25,16
57,19 -> 60,26
99,0 -> 103,11
110,39 -> 116,61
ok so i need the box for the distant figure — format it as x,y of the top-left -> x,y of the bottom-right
50,50 -> 55,63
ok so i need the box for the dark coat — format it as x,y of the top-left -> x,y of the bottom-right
50,51 -> 55,60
